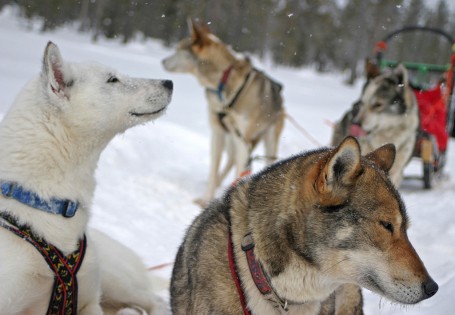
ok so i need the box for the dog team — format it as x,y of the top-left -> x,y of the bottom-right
0,19 -> 438,315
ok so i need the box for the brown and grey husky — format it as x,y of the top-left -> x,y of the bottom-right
170,137 -> 437,315
332,63 -> 419,187
162,20 -> 285,207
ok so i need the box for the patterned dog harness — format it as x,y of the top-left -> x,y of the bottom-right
0,212 -> 86,315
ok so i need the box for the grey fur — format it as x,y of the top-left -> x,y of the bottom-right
331,65 -> 419,186
171,137 -> 436,315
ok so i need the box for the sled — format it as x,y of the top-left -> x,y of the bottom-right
374,26 -> 455,189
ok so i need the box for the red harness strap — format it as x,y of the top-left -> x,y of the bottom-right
0,212 -> 86,315
217,65 -> 234,101
220,65 -> 234,85
241,233 -> 291,313
228,229 -> 251,315
241,234 -> 273,295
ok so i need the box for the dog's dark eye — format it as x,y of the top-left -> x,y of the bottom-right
107,76 -> 119,83
372,102 -> 383,110
321,203 -> 346,213
380,221 -> 394,234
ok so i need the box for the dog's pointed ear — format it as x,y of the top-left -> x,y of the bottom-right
317,137 -> 362,193
394,63 -> 409,86
365,58 -> 380,80
189,19 -> 201,41
42,41 -> 70,99
187,18 -> 196,35
365,143 -> 396,173
188,19 -> 210,47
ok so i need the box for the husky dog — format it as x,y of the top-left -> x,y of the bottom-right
331,59 -> 380,147
0,42 -> 172,314
170,137 -> 438,315
332,64 -> 419,186
162,20 -> 285,207
93,230 -> 169,315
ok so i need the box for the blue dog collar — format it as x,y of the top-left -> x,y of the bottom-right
0,181 -> 79,218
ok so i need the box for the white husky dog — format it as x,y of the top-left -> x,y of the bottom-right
0,42 -> 172,314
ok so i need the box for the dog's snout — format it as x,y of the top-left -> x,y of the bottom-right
422,278 -> 438,299
162,80 -> 173,91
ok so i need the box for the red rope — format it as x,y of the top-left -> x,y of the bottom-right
231,169 -> 252,187
228,231 -> 251,315
220,65 -> 234,85
285,113 -> 323,147
147,261 -> 174,271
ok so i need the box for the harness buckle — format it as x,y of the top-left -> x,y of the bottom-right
62,200 -> 79,218
241,233 -> 254,251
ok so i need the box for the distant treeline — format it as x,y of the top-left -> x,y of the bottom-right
1,0 -> 454,83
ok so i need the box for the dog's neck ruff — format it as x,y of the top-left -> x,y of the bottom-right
228,230 -> 292,314
0,181 -> 79,217
0,211 -> 86,315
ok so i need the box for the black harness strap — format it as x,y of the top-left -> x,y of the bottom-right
213,70 -> 254,135
217,112 -> 229,132
207,69 -> 254,118
0,212 -> 86,315
213,68 -> 281,169
224,70 -> 254,109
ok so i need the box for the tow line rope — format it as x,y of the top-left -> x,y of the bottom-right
285,113 -> 323,147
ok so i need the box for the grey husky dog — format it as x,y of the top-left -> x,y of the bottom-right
170,137 -> 437,315
332,64 -> 419,186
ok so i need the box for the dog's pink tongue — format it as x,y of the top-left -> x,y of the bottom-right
349,124 -> 367,137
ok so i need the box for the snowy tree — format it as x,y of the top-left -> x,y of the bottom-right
1,0 -> 452,79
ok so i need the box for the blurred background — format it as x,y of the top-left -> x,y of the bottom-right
1,0 -> 454,84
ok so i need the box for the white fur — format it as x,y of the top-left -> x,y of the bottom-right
93,230 -> 171,315
0,42 -> 172,314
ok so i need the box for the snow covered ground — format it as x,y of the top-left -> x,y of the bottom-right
1,6 -> 454,314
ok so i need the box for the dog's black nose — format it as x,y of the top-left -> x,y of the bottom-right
422,278 -> 438,298
162,80 -> 173,91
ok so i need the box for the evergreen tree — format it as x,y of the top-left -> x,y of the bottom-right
1,0 -> 453,77
425,0 -> 450,64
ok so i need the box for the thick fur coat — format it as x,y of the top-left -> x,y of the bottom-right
0,42 -> 172,314
171,137 -> 437,315
163,21 -> 285,207
332,65 -> 419,186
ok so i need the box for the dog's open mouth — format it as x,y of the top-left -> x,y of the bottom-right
130,106 -> 167,117
349,124 -> 367,137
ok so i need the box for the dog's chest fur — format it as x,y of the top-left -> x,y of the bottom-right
228,159 -> 341,314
